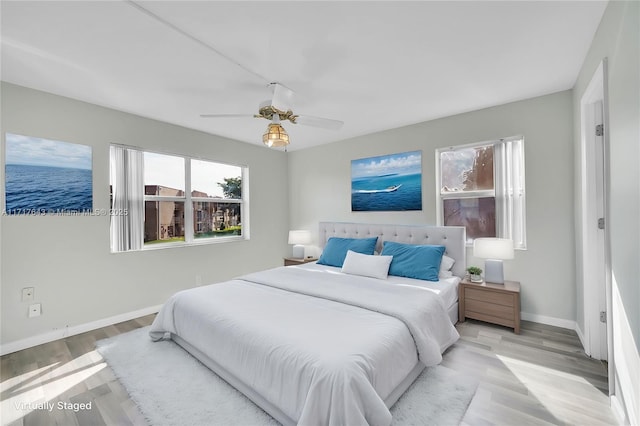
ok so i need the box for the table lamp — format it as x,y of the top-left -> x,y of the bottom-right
288,230 -> 311,259
473,238 -> 514,284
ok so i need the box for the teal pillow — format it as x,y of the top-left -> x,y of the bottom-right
317,237 -> 378,267
381,241 -> 445,281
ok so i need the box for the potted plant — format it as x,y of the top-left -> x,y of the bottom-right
467,266 -> 483,283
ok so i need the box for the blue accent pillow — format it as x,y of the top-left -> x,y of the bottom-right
381,241 -> 446,282
317,237 -> 378,267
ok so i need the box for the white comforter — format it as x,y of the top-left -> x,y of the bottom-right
149,265 -> 459,426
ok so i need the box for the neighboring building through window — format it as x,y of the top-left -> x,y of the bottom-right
109,145 -> 246,252
436,137 -> 526,249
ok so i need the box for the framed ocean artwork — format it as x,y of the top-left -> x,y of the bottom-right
351,150 -> 422,211
4,133 -> 93,215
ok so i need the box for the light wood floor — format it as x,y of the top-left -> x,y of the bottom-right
1,316 -> 618,426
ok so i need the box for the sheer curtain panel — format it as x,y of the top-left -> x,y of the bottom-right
110,145 -> 144,252
494,138 -> 526,249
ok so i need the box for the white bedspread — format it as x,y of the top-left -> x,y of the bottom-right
149,265 -> 459,426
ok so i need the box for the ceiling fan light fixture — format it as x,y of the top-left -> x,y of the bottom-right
263,123 -> 290,148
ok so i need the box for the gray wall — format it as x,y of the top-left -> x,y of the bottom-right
0,82 -> 290,346
288,90 -> 575,324
572,1 -> 639,423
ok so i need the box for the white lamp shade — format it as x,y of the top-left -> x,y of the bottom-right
473,238 -> 514,260
288,230 -> 311,245
288,230 -> 311,259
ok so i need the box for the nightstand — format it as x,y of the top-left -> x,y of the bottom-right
459,279 -> 521,334
284,257 -> 318,266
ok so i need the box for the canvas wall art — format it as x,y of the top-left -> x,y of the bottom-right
4,133 -> 93,214
351,150 -> 422,211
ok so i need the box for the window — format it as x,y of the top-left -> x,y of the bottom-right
143,152 -> 186,245
110,145 -> 246,252
436,137 -> 526,248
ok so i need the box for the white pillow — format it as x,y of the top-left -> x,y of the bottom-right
341,250 -> 393,280
439,255 -> 455,279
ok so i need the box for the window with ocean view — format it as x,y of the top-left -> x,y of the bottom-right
109,145 -> 246,252
437,137 -> 526,248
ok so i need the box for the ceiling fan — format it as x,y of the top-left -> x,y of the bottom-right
201,82 -> 344,148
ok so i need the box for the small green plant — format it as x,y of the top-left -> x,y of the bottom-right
467,266 -> 483,275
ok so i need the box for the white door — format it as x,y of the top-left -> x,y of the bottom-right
580,60 -> 610,363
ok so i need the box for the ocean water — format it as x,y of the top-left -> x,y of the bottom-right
351,173 -> 422,211
5,164 -> 93,213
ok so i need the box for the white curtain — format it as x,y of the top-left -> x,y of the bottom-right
494,138 -> 527,249
110,145 -> 144,252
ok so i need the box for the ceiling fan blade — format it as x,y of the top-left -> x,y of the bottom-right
271,83 -> 295,111
200,113 -> 255,119
294,114 -> 344,130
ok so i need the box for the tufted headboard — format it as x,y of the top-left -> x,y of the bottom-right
318,222 -> 467,278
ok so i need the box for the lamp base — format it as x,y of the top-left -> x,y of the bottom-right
484,259 -> 504,284
292,244 -> 305,259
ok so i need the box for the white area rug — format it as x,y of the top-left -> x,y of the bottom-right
97,327 -> 477,426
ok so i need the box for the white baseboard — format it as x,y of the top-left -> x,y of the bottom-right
521,311 -> 578,331
611,395 -> 630,426
0,304 -> 162,356
574,323 -> 587,350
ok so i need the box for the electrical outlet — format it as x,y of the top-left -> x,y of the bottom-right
22,287 -> 34,302
28,303 -> 41,318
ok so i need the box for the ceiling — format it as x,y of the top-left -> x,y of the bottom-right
1,1 -> 607,151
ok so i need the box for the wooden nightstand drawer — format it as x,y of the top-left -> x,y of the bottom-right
466,288 -> 514,306
465,311 -> 517,330
466,299 -> 515,320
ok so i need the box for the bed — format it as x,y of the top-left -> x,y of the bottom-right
149,222 -> 466,426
